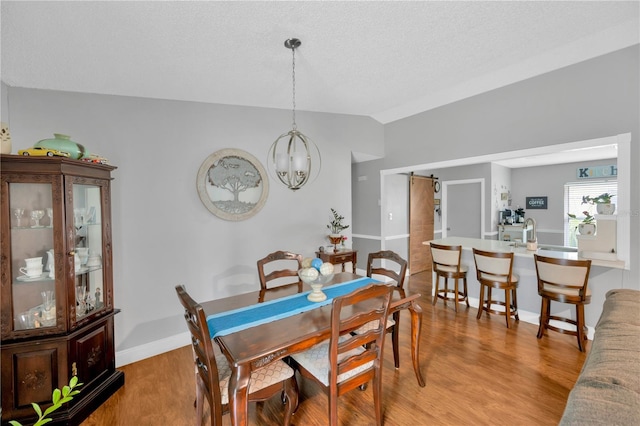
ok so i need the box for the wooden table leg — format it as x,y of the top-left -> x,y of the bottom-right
352,251 -> 357,273
409,301 -> 426,387
228,363 -> 251,426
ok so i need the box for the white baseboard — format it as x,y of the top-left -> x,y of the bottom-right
116,331 -> 190,367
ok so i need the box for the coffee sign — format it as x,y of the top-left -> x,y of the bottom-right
526,196 -> 547,210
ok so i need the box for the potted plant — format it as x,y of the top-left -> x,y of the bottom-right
567,211 -> 596,235
327,208 -> 349,251
582,193 -> 616,215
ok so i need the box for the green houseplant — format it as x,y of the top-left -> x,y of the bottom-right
327,208 -> 349,251
582,193 -> 616,215
9,376 -> 82,426
327,208 -> 349,235
567,211 -> 596,235
581,193 -> 615,205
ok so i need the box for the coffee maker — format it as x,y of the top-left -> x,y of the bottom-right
499,209 -> 514,224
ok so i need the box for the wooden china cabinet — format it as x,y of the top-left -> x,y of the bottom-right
0,155 -> 124,425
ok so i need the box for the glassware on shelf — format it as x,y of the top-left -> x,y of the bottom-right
74,208 -> 87,228
46,249 -> 55,278
76,286 -> 87,317
47,207 -> 54,226
76,247 -> 90,266
41,290 -> 56,326
18,311 -> 33,329
30,209 -> 45,227
13,208 -> 25,227
95,287 -> 103,309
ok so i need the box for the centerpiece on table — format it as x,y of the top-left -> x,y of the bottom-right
298,257 -> 334,302
327,208 -> 349,252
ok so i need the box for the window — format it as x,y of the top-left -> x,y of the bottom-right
564,180 -> 617,247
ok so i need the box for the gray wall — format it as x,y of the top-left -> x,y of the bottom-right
3,87 -> 384,362
352,161 -> 410,269
420,163 -> 491,237
511,158 -> 617,246
365,45 -> 639,284
418,158 -> 618,246
383,46 -> 639,169
351,158 -> 384,270
1,81 -> 8,122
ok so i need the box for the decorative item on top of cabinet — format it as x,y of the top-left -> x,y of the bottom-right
1,122 -> 11,154
0,154 -> 124,425
33,133 -> 86,159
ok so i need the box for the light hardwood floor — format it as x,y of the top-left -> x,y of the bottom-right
81,271 -> 587,425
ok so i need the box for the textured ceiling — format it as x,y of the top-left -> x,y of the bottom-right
2,1 -> 638,126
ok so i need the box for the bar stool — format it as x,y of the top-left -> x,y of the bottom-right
534,254 -> 592,352
472,249 -> 519,328
429,243 -> 469,312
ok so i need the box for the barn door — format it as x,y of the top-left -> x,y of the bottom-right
409,175 -> 434,274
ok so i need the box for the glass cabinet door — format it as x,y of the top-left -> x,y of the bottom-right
72,183 -> 105,323
9,182 -> 59,331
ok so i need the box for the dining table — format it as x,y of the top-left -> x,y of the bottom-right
200,272 -> 425,426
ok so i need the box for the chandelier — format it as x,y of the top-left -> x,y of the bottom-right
268,38 -> 321,191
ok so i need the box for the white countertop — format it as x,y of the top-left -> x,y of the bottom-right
424,237 -> 625,269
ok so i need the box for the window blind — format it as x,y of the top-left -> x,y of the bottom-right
564,180 -> 617,246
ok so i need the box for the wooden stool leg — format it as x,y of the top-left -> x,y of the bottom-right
476,283 -> 485,320
504,289 -> 511,329
463,276 -> 470,307
537,297 -> 549,339
443,278 -> 449,305
432,275 -> 440,306
576,304 -> 587,352
453,278 -> 459,312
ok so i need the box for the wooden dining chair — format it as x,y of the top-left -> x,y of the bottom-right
351,250 -> 407,369
289,283 -> 394,426
534,255 -> 592,352
429,243 -> 469,312
257,250 -> 303,302
175,285 -> 298,426
472,249 -> 520,328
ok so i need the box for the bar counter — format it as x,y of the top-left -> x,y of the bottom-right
424,237 -> 631,335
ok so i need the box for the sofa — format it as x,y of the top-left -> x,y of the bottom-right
560,289 -> 640,425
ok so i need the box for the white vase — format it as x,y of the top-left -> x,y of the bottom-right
578,223 -> 596,236
596,203 -> 615,215
1,122 -> 11,154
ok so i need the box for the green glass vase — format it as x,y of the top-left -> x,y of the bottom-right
34,134 -> 86,159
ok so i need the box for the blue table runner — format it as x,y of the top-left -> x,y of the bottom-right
206,277 -> 378,338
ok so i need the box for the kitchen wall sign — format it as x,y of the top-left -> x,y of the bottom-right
576,165 -> 617,179
526,196 -> 547,210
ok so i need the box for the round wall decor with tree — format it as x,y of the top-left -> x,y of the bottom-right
196,148 -> 269,221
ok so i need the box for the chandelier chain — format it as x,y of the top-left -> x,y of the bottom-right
291,44 -> 297,130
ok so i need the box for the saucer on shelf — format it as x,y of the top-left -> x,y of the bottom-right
16,273 -> 49,282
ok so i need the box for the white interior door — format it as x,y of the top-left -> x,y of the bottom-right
442,179 -> 484,238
